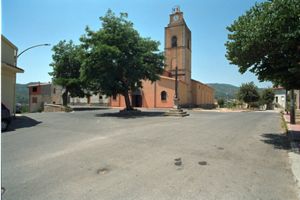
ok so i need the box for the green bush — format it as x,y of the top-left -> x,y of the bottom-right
21,105 -> 29,113
217,99 -> 225,108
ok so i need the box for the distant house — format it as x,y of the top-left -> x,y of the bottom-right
273,87 -> 300,110
70,94 -> 109,106
1,35 -> 24,115
28,83 -> 64,112
273,87 -> 286,109
28,82 -> 109,112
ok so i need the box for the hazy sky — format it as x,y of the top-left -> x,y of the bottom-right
2,0 -> 271,87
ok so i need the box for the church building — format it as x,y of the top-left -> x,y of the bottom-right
110,7 -> 214,108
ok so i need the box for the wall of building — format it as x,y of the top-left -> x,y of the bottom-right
1,36 -> 23,115
70,93 -> 109,105
141,80 -> 156,108
110,94 -> 125,108
153,77 -> 175,108
1,67 -> 17,114
191,80 -> 214,106
273,89 -> 286,109
44,104 -> 66,112
29,84 -> 52,112
109,76 -> 195,109
1,36 -> 17,66
51,85 -> 63,104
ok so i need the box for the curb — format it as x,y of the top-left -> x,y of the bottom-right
283,114 -> 300,199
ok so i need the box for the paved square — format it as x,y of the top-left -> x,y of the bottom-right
2,109 -> 299,200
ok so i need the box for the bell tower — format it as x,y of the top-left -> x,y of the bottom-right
165,6 -> 192,101
165,6 -> 191,82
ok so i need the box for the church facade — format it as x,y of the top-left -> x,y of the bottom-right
110,7 -> 214,108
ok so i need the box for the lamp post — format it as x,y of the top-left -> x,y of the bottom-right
17,43 -> 51,58
16,43 -> 51,66
13,43 -> 50,117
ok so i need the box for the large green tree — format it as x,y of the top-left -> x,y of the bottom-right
261,88 -> 275,110
237,82 -> 260,108
50,40 -> 84,106
80,10 -> 164,110
226,0 -> 300,122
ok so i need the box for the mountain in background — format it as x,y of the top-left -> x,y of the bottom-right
16,83 -> 29,104
207,83 -> 239,100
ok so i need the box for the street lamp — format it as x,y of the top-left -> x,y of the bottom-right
17,43 -> 51,58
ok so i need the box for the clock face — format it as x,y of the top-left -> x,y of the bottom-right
173,15 -> 179,21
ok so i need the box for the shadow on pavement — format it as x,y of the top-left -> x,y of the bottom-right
5,116 -> 42,132
289,130 -> 300,141
261,133 -> 292,151
71,107 -> 110,111
95,111 -> 166,118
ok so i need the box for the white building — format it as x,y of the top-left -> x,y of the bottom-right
273,88 -> 286,109
70,93 -> 109,106
273,88 -> 300,110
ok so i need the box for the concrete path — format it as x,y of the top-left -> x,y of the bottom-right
284,113 -> 300,199
2,110 -> 299,200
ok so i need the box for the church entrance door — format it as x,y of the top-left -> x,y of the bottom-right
132,89 -> 142,107
132,95 -> 142,107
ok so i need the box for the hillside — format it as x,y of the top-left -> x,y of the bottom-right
208,83 -> 239,100
16,84 -> 29,104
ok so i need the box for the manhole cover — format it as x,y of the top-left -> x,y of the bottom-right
97,168 -> 109,175
198,161 -> 208,166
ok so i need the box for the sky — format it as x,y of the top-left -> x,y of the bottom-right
2,0 -> 272,87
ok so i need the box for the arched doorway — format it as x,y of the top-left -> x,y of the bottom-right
132,89 -> 142,107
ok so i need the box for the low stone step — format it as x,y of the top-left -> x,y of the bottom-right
164,109 -> 189,117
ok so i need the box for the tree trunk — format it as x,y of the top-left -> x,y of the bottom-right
123,90 -> 133,111
62,89 -> 68,107
290,89 -> 296,124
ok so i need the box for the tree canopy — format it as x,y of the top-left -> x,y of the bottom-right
49,40 -> 84,105
225,0 -> 300,89
80,10 -> 164,110
237,82 -> 260,107
261,88 -> 275,109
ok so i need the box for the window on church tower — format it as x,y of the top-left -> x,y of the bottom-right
161,91 -> 167,101
171,36 -> 177,48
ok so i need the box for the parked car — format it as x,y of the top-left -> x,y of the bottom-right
2,103 -> 11,131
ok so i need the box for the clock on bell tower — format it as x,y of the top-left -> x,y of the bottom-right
164,6 -> 191,85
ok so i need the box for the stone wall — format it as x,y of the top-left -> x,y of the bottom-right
44,104 -> 67,112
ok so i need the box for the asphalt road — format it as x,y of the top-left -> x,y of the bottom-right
2,109 -> 299,200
